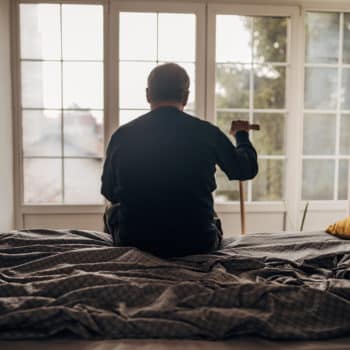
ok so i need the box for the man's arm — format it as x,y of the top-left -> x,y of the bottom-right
101,135 -> 119,203
215,127 -> 258,181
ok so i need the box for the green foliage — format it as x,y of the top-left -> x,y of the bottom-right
215,16 -> 287,201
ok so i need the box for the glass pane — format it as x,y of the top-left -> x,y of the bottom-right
20,4 -> 61,60
119,109 -> 148,126
158,13 -> 195,62
62,5 -> 103,60
216,64 -> 250,109
254,65 -> 285,109
216,111 -> 249,139
340,114 -> 350,155
252,159 -> 284,201
64,110 -> 103,157
338,160 -> 349,200
24,158 -> 62,203
119,61 -> 156,109
216,169 -> 247,202
23,110 -> 61,157
305,12 -> 339,63
303,114 -> 336,155
119,12 -> 157,61
253,113 -> 284,155
64,158 -> 103,204
304,68 -> 338,109
302,159 -> 334,200
21,61 -> 61,109
63,62 -> 103,109
253,17 -> 287,63
181,62 -> 195,111
341,69 -> 350,110
343,14 -> 350,63
216,15 -> 252,63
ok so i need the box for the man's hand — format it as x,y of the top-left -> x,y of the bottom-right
230,120 -> 251,137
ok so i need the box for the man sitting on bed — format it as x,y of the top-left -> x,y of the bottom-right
101,63 -> 258,258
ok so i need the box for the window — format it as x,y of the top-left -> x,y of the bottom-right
118,9 -> 198,125
13,1 -> 350,231
214,14 -> 288,203
303,12 -> 349,201
20,4 -> 104,204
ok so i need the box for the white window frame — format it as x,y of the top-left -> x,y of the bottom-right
11,0 -> 110,229
300,3 -> 350,213
207,4 -> 302,229
10,0 -> 350,231
109,1 -> 206,129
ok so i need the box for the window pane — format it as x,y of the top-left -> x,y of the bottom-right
338,160 -> 349,200
216,64 -> 250,109
252,159 -> 284,201
21,61 -> 61,109
62,5 -> 103,60
254,65 -> 285,109
216,111 -> 249,138
253,114 -> 284,155
305,12 -> 339,63
23,110 -> 61,157
64,110 -> 103,157
216,15 -> 252,63
119,62 -> 155,109
24,158 -> 62,203
119,109 -> 149,126
340,114 -> 350,155
64,159 -> 103,204
158,14 -> 195,62
304,68 -> 338,109
341,69 -> 350,110
63,62 -> 103,109
181,62 -> 195,111
253,17 -> 287,63
303,114 -> 336,155
119,12 -> 157,61
343,14 -> 350,63
20,4 -> 61,60
302,159 -> 334,200
216,169 -> 247,202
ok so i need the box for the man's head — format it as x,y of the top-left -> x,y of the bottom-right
146,63 -> 190,110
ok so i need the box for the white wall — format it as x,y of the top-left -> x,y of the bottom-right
0,0 -> 14,231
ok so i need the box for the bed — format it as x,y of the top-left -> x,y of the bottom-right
0,229 -> 350,348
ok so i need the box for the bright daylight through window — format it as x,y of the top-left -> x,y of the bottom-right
17,3 -> 349,211
303,12 -> 350,201
20,4 -> 104,204
118,12 -> 196,125
215,15 -> 287,202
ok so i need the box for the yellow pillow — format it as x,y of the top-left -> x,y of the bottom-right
326,216 -> 350,239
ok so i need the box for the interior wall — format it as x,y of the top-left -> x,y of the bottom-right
0,0 -> 14,231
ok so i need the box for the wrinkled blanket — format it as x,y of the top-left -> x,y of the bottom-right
0,229 -> 350,340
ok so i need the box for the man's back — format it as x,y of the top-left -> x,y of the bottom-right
102,106 -> 257,245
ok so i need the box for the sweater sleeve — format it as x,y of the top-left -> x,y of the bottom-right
215,128 -> 258,181
101,134 -> 119,203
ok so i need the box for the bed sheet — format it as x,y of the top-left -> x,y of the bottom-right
0,229 -> 349,340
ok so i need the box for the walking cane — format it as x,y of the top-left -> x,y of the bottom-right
230,121 -> 260,235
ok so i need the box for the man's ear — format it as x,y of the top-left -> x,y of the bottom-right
182,90 -> 189,107
146,88 -> 151,103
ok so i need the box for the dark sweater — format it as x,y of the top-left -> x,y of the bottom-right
101,106 -> 258,241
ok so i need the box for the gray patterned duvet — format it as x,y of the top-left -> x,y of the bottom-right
0,229 -> 350,340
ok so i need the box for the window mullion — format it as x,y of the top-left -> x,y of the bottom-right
335,12 -> 344,200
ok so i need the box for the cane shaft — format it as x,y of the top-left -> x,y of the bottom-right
239,181 -> 246,235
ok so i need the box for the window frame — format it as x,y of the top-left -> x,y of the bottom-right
301,4 -> 350,210
10,0 -> 350,231
207,4 -> 302,228
11,0 -> 109,229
